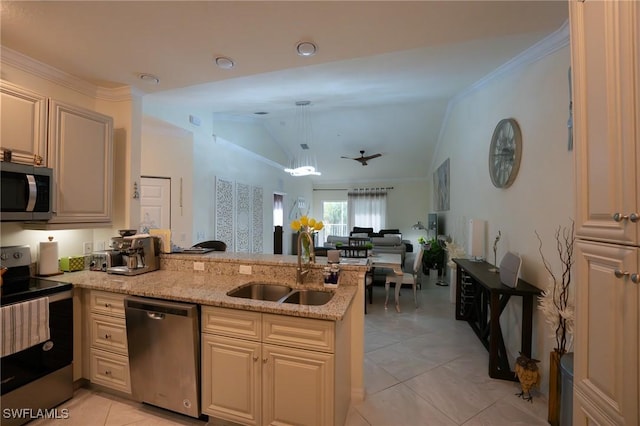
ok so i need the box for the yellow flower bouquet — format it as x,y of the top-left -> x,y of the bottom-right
291,216 -> 324,262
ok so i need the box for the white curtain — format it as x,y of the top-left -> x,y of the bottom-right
347,188 -> 387,231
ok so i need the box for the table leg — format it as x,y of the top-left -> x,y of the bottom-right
488,290 -> 500,378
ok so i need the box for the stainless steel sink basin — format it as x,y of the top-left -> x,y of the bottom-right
282,289 -> 334,306
227,283 -> 292,301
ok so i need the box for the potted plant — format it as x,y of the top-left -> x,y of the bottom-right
423,238 -> 445,275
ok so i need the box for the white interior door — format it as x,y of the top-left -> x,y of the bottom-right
140,177 -> 171,230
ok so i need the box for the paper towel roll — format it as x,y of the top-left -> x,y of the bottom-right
39,237 -> 59,275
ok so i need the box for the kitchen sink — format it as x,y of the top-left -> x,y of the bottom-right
227,283 -> 292,301
282,289 -> 334,306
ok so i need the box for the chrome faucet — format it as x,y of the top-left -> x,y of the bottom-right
296,231 -> 316,284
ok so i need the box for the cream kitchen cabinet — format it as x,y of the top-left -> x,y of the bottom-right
86,290 -> 131,394
201,306 -> 350,426
0,80 -> 48,165
570,1 -> 640,425
47,100 -> 113,225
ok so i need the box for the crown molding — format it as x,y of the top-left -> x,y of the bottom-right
430,20 -> 570,174
1,46 -> 137,102
453,19 -> 570,105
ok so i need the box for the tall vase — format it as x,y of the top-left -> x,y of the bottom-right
548,350 -> 564,426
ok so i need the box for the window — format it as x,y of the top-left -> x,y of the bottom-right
322,201 -> 348,241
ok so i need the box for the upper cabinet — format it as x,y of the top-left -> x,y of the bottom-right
0,80 -> 114,227
571,0 -> 640,246
0,81 -> 48,165
47,100 -> 113,225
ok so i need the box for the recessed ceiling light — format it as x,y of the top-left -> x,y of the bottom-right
296,41 -> 317,57
138,73 -> 160,84
215,56 -> 234,69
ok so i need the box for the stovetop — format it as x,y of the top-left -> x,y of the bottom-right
1,277 -> 72,305
1,244 -> 72,305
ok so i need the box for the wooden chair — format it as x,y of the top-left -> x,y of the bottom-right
193,240 -> 227,251
384,248 -> 424,309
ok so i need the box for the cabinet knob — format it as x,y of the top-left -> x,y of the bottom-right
104,370 -> 112,375
614,269 -> 631,279
104,334 -> 111,339
104,303 -> 111,308
253,356 -> 258,362
631,273 -> 639,284
612,212 -> 639,223
263,358 -> 268,363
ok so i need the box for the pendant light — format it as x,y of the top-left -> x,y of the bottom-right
285,101 -> 321,176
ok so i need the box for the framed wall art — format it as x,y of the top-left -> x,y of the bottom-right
434,158 -> 450,211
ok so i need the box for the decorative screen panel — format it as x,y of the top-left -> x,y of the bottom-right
236,182 -> 251,252
252,186 -> 263,253
215,177 -> 234,252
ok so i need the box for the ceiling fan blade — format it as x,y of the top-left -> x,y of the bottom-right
362,153 -> 382,161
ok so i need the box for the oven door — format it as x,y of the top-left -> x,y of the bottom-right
1,293 -> 73,395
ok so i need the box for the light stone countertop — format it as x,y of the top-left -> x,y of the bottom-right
49,254 -> 363,321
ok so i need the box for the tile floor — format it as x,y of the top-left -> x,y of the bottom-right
31,273 -> 549,426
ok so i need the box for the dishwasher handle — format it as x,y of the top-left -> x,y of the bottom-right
124,295 -> 198,318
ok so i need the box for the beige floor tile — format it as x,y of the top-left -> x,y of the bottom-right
461,397 -> 549,426
352,383 -> 457,426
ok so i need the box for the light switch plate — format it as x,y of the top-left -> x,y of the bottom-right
193,262 -> 205,271
239,265 -> 252,275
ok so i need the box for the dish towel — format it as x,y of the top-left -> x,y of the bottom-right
1,297 -> 50,357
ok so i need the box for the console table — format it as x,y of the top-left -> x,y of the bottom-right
453,258 -> 541,381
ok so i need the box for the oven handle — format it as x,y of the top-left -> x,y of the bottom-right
47,290 -> 72,303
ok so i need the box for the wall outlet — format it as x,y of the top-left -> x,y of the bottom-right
96,241 -> 106,251
239,265 -> 252,275
193,262 -> 205,271
83,242 -> 93,254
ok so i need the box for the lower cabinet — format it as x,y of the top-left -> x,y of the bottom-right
86,290 -> 131,394
201,306 -> 350,426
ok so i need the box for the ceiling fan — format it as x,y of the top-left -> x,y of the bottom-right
341,150 -> 382,166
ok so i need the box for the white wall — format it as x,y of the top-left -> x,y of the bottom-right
141,116 -> 194,247
431,46 -> 574,394
142,102 -> 313,254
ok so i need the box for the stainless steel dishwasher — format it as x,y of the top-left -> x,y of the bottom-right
124,296 -> 200,418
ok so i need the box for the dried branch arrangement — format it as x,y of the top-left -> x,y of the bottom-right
535,221 -> 575,354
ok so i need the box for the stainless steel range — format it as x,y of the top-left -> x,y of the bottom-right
1,245 -> 73,426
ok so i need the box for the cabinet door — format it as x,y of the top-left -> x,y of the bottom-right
48,100 -> 113,224
574,241 -> 638,425
201,334 -> 261,426
0,81 -> 47,164
570,0 -> 639,245
262,344 -> 334,426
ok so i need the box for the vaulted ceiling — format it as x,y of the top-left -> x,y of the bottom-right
0,1 -> 568,184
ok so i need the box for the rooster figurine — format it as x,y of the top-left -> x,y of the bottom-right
514,352 -> 540,402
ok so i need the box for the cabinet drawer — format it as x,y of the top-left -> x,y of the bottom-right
90,348 -> 131,394
263,314 -> 335,353
201,306 -> 261,341
90,291 -> 126,317
90,313 -> 128,355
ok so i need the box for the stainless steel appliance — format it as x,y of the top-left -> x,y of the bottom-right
124,296 -> 200,418
1,245 -> 73,426
0,162 -> 53,221
106,235 -> 160,276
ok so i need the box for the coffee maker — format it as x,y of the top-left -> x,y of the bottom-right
106,235 -> 161,276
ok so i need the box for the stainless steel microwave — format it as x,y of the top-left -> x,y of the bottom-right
1,161 -> 53,221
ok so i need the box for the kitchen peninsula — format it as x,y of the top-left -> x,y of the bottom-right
48,251 -> 367,426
